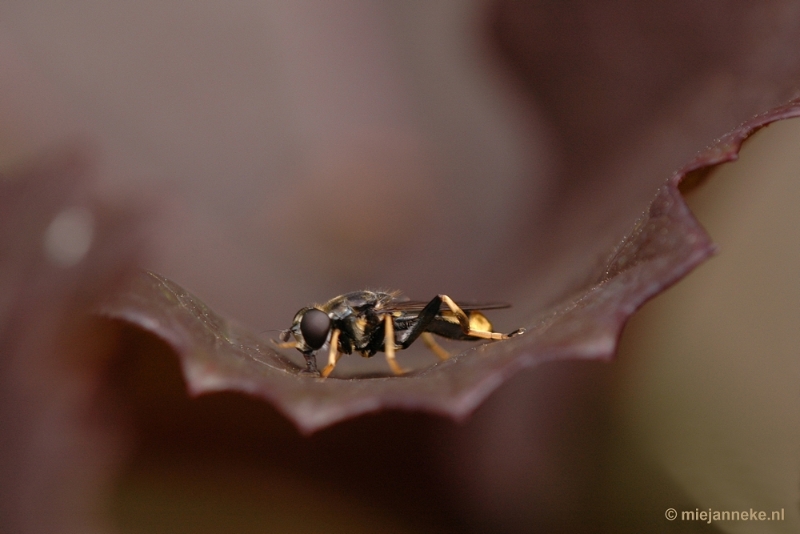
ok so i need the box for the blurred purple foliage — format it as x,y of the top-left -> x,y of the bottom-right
3,1 -> 800,532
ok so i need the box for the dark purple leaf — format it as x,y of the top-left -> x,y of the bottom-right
3,3 -> 800,531
0,149 -> 146,533
97,98 -> 800,434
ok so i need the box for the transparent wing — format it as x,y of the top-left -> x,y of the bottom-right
382,299 -> 511,313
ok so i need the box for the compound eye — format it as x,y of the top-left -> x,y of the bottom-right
300,309 -> 331,350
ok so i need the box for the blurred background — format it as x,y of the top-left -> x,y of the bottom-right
1,1 -> 799,532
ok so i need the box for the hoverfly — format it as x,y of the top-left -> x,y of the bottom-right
274,291 -> 524,377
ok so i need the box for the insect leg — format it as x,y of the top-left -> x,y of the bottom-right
421,332 -> 450,360
440,294 -> 518,340
383,314 -> 406,375
321,329 -> 341,378
399,295 -> 443,349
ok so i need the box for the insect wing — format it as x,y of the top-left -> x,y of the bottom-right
382,299 -> 512,313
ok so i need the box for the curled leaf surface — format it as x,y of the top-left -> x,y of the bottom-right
98,98 -> 800,433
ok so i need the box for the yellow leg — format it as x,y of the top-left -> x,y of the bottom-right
321,329 -> 341,378
271,339 -> 298,349
440,294 -> 510,340
384,314 -> 406,375
421,332 -> 450,361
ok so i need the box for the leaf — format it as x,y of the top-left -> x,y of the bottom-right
4,4 -> 800,530
613,116 -> 800,531
96,99 -> 800,434
0,149 -> 146,534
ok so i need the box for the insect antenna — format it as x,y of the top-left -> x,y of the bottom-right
261,328 -> 294,344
